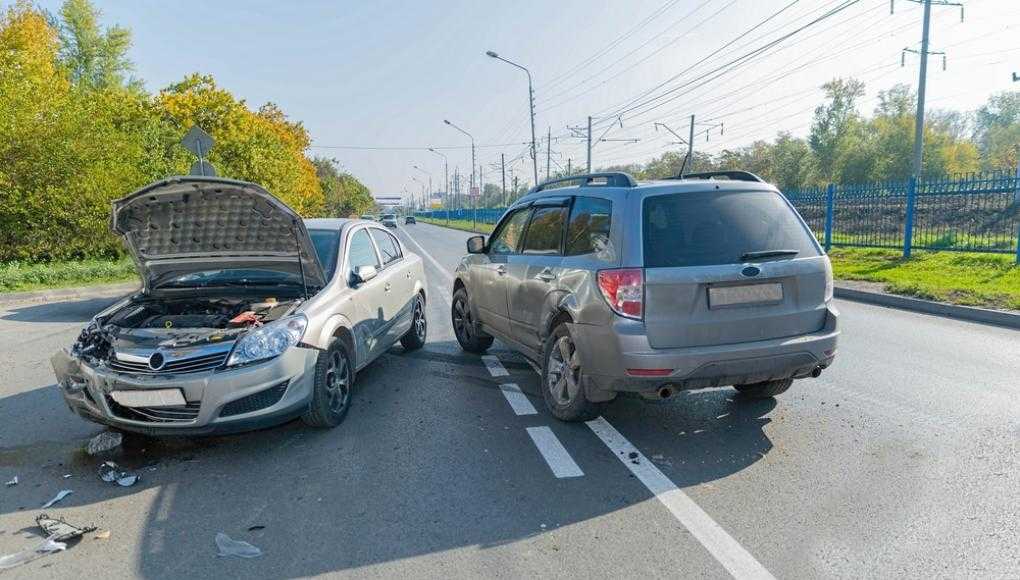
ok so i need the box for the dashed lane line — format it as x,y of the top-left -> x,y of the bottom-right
587,417 -> 776,580
498,383 -> 538,416
481,355 -> 509,377
526,426 -> 585,478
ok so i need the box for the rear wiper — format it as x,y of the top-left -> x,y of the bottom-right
740,249 -> 799,261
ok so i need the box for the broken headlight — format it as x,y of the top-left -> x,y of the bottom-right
226,314 -> 307,367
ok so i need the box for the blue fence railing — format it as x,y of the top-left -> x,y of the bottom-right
418,171 -> 1020,262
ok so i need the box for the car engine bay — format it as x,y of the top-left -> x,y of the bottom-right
72,296 -> 301,366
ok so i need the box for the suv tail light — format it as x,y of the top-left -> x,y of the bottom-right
597,268 -> 643,319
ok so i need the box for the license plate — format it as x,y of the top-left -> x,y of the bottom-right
110,389 -> 186,408
709,283 -> 783,308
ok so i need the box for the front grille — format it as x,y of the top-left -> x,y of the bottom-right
219,381 -> 289,417
106,396 -> 201,424
107,351 -> 228,375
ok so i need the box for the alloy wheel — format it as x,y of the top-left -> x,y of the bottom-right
547,335 -> 581,406
324,348 -> 350,414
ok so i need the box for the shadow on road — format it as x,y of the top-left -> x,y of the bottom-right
2,296 -> 124,323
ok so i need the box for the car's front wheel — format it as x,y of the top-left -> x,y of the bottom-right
302,338 -> 353,428
733,378 -> 792,399
451,288 -> 493,353
542,323 -> 604,422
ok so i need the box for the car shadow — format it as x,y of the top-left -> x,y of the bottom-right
0,334 -> 777,578
1,296 -> 126,324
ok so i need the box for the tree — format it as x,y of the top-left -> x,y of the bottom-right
53,0 -> 136,90
809,78 -> 865,180
974,91 -> 1020,171
313,157 -> 374,217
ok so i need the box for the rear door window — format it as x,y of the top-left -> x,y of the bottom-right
565,197 -> 612,256
370,229 -> 402,265
489,208 -> 532,255
522,207 -> 567,255
642,190 -> 820,268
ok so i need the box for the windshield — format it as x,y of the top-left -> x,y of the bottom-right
643,190 -> 820,268
382,214 -> 396,220
308,229 -> 340,280
157,269 -> 302,288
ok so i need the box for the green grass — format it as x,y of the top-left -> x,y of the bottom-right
0,258 -> 138,294
420,217 -> 494,234
829,248 -> 1020,310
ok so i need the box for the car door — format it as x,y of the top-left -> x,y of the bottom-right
508,200 -> 568,353
470,207 -> 532,337
370,228 -> 412,344
344,227 -> 389,362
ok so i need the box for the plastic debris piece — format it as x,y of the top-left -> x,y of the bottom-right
0,534 -> 66,570
215,532 -> 262,558
94,530 -> 111,540
98,462 -> 139,487
86,431 -> 123,455
36,514 -> 97,542
63,474 -> 72,479
41,490 -> 72,508
247,525 -> 265,532
4,476 -> 16,487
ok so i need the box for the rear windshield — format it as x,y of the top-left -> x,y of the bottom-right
642,190 -> 819,268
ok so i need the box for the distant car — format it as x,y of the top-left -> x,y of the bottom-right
360,214 -> 376,221
405,216 -> 416,224
451,170 -> 838,422
52,176 -> 428,435
380,214 -> 397,228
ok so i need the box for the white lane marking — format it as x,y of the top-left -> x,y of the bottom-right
587,417 -> 775,580
499,383 -> 538,416
481,355 -> 509,377
526,426 -> 584,478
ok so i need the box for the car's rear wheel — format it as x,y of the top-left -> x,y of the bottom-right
400,294 -> 427,351
733,378 -> 792,399
542,323 -> 604,422
451,288 -> 493,353
302,338 -> 353,428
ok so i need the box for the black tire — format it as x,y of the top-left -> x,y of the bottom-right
733,378 -> 793,399
400,293 -> 427,351
301,338 -> 354,428
541,323 -> 604,422
451,287 -> 493,353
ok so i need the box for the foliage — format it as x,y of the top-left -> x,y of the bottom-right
52,0 -> 136,90
0,257 -> 136,292
313,157 -> 374,217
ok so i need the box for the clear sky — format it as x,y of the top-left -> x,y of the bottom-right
23,0 -> 1020,198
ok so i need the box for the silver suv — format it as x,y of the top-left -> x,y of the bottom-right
452,171 -> 838,421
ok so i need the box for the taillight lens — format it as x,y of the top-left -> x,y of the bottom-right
597,268 -> 644,319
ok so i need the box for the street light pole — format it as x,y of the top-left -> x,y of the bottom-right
444,119 -> 478,230
428,147 -> 449,223
486,50 -> 539,186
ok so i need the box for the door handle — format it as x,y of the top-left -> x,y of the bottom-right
495,265 -> 507,276
536,268 -> 556,282
384,283 -> 392,292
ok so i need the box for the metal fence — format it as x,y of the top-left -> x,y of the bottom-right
418,171 -> 1020,263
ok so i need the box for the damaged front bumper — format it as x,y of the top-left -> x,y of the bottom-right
50,346 -> 318,435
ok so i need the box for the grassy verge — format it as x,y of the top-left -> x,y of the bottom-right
420,217 -> 494,234
0,258 -> 138,294
829,248 -> 1020,310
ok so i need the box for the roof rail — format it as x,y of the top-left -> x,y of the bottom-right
666,170 -> 765,183
530,172 -> 637,193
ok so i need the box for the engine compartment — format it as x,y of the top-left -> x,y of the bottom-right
73,295 -> 301,366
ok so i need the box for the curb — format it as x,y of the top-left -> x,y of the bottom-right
0,282 -> 139,307
834,286 -> 1020,330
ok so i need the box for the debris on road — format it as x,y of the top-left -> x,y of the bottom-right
247,525 -> 265,532
94,530 -> 111,540
0,534 -> 66,570
215,532 -> 262,558
86,431 -> 123,456
63,474 -> 72,479
98,462 -> 139,487
41,490 -> 72,508
5,476 -> 17,487
36,514 -> 96,542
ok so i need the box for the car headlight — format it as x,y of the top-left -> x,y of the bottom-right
226,315 -> 308,367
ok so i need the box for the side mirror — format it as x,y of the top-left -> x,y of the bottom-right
466,235 -> 486,254
352,265 -> 378,285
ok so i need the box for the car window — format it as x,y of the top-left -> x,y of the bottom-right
370,229 -> 402,265
565,197 -> 612,256
308,229 -> 340,279
488,208 -> 532,255
642,190 -> 821,268
522,207 -> 567,255
347,229 -> 380,277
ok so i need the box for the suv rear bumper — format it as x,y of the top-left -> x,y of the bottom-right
570,305 -> 839,397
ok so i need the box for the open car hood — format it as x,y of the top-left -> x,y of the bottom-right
111,176 -> 326,291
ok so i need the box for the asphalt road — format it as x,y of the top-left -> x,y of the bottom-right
0,221 -> 1017,579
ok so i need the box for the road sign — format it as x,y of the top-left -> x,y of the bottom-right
181,126 -> 214,158
190,160 -> 217,177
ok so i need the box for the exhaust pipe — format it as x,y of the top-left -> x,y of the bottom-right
811,366 -> 823,378
658,386 -> 675,399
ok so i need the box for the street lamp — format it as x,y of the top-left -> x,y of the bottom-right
412,165 -> 432,212
409,175 -> 425,212
486,50 -> 539,186
428,147 -> 450,223
444,119 -> 478,230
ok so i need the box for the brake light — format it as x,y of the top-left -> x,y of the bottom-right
597,268 -> 643,319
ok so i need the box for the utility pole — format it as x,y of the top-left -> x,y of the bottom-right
546,127 -> 552,181
501,153 -> 507,207
567,158 -> 571,176
586,116 -> 592,173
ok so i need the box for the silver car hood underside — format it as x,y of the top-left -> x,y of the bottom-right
111,177 -> 326,290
